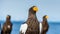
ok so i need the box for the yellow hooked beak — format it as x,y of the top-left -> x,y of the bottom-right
33,6 -> 38,12
45,16 -> 48,19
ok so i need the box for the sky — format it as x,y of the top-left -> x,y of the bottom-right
0,0 -> 60,22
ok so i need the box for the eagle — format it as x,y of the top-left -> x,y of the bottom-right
41,15 -> 49,34
20,6 -> 40,34
1,15 -> 13,34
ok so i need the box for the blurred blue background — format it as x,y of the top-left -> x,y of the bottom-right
0,0 -> 60,34
0,0 -> 60,21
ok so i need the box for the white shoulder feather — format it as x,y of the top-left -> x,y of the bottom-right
39,23 -> 42,33
20,23 -> 28,34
